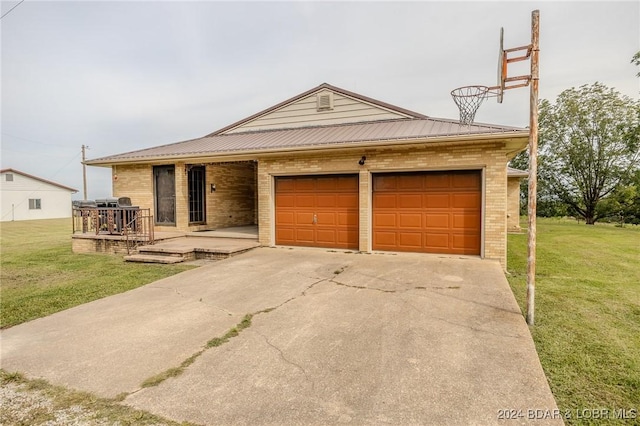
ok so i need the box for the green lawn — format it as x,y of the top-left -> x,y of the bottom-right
0,218 -> 194,329
507,218 -> 640,424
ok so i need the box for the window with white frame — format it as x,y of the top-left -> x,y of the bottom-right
29,199 -> 41,210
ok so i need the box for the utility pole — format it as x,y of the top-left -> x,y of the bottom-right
526,10 -> 540,326
81,145 -> 88,200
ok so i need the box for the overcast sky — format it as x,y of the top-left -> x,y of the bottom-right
2,1 -> 638,199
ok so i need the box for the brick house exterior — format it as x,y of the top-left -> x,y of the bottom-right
86,84 -> 528,267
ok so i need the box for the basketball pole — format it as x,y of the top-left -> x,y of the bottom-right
526,10 -> 540,326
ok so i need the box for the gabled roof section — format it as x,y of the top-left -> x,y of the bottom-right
86,117 -> 528,166
209,83 -> 429,135
0,168 -> 78,192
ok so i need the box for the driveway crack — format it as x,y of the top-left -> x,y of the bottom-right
254,329 -> 315,390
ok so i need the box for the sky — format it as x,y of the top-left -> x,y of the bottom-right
2,1 -> 638,200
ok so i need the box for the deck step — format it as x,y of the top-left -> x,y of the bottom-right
124,254 -> 185,264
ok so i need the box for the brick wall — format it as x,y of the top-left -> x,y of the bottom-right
507,177 -> 522,231
207,162 -> 257,229
113,162 -> 256,232
257,141 -> 511,267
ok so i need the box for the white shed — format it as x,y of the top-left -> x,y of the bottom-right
0,169 -> 78,222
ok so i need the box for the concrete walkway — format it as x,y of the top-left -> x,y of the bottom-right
1,248 -> 561,425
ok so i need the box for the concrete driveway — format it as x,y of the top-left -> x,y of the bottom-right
1,248 -> 561,425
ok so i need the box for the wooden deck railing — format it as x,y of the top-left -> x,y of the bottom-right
72,208 -> 155,252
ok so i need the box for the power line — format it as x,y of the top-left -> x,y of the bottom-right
1,0 -> 25,20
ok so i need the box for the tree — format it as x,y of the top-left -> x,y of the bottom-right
633,51 -> 640,77
538,83 -> 640,224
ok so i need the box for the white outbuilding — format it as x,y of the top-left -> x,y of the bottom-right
1,168 -> 78,222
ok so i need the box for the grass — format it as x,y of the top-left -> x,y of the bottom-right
0,370 -> 196,426
0,218 -> 194,329
507,218 -> 640,425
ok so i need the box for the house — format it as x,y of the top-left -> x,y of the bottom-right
85,83 -> 529,267
0,168 -> 78,222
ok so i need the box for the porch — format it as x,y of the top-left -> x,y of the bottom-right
71,215 -> 259,262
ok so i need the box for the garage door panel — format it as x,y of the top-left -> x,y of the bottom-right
316,229 -> 337,244
424,173 -> 450,189
452,234 -> 480,252
276,178 -> 296,192
337,194 -> 358,208
399,213 -> 422,228
295,195 -> 315,208
398,174 -> 424,190
294,178 -> 316,191
398,194 -> 423,209
452,172 -> 481,189
276,211 -> 295,225
373,175 -> 398,191
276,228 -> 295,243
316,177 -> 338,191
373,194 -> 397,208
295,212 -> 314,225
316,194 -> 337,208
338,212 -> 358,226
453,213 -> 480,229
373,213 -> 396,227
399,232 -> 422,248
452,193 -> 480,209
295,228 -> 315,243
424,194 -> 450,208
425,213 -> 450,229
337,177 -> 359,191
373,171 -> 481,255
275,175 -> 358,249
338,230 -> 359,246
424,233 -> 450,249
373,231 -> 397,247
275,194 -> 295,207
317,212 -> 337,226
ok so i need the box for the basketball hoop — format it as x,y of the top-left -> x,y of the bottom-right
450,85 -> 491,125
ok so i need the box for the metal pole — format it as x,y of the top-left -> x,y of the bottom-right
82,145 -> 88,200
526,10 -> 540,326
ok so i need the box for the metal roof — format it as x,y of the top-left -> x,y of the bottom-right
507,167 -> 529,177
0,168 -> 79,192
86,117 -> 528,165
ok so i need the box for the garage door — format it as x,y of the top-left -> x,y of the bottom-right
275,175 -> 359,249
373,170 -> 481,255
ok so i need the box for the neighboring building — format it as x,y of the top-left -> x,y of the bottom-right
507,167 -> 528,232
86,83 -> 529,267
0,169 -> 78,222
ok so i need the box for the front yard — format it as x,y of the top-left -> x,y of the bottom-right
0,218 -> 194,329
507,218 -> 640,424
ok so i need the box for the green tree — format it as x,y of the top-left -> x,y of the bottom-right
538,82 -> 640,224
633,51 -> 640,77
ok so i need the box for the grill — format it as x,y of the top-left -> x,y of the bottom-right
91,197 -> 140,234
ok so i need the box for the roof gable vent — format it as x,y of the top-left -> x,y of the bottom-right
316,91 -> 334,111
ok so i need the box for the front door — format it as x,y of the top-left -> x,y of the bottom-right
188,166 -> 206,224
154,165 -> 176,225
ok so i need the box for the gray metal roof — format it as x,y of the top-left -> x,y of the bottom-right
87,117 -> 528,165
507,166 -> 529,177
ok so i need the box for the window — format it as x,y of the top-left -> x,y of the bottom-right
5,173 -> 13,181
29,199 -> 41,210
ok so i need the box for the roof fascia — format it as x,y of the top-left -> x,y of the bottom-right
86,131 -> 528,167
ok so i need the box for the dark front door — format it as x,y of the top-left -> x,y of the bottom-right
188,166 -> 206,224
154,165 -> 176,225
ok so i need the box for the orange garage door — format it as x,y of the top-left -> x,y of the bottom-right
276,175 -> 359,249
373,170 -> 481,255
